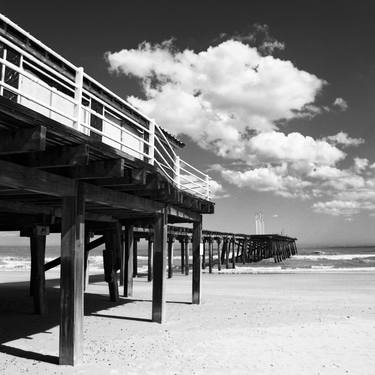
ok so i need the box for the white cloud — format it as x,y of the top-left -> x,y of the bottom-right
312,200 -> 360,216
333,97 -> 348,111
272,214 -> 279,218
105,34 -> 372,217
209,179 -> 230,199
248,131 -> 345,167
106,39 -> 325,160
216,163 -> 311,199
353,157 -> 369,172
322,132 -> 364,147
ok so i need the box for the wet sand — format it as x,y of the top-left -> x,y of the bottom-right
0,271 -> 374,374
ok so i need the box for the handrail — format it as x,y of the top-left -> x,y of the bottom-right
0,13 -> 212,201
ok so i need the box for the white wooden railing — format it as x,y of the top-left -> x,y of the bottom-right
0,13 -> 212,201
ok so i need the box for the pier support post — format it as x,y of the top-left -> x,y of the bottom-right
180,238 -> 185,274
123,225 -> 134,297
168,236 -> 174,279
30,226 -> 48,315
152,209 -> 168,323
84,231 -> 90,290
192,217 -> 202,304
59,185 -> 85,366
133,237 -> 138,277
119,226 -> 125,286
103,224 -> 121,302
148,235 -> 153,282
202,240 -> 206,269
184,236 -> 190,275
232,235 -> 236,269
217,238 -> 221,271
208,237 -> 213,273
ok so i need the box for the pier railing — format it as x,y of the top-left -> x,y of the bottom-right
0,13 -> 212,201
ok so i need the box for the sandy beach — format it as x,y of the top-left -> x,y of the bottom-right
0,271 -> 374,375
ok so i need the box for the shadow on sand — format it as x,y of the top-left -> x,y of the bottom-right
0,274 -> 141,364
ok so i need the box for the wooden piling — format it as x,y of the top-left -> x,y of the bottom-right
225,238 -> 230,269
208,237 -> 213,273
217,238 -> 221,271
59,186 -> 85,366
184,236 -> 190,276
180,238 -> 185,274
133,237 -> 138,277
192,217 -> 202,304
30,226 -> 47,315
152,209 -> 168,323
123,225 -> 134,297
202,239 -> 206,269
168,236 -> 174,279
231,235 -> 236,269
148,235 -> 153,282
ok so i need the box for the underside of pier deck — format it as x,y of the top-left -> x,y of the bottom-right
0,96 -> 213,365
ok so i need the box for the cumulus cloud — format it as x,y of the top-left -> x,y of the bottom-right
353,157 -> 369,172
215,23 -> 285,54
322,132 -> 364,147
333,97 -> 348,111
215,163 -> 312,199
105,33 -> 372,217
106,39 -> 325,160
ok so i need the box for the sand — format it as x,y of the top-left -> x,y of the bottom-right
0,271 -> 374,375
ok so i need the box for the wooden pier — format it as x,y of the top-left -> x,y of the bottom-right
0,13 -> 214,366
0,13 -> 297,367
130,227 -> 297,276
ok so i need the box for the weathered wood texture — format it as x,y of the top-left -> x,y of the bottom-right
192,218 -> 202,304
59,187 -> 85,366
123,225 -> 134,297
152,210 -> 168,323
30,228 -> 47,314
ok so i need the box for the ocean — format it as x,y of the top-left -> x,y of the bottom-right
0,242 -> 374,274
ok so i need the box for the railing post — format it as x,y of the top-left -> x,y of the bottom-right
205,174 -> 210,200
149,121 -> 155,165
174,156 -> 181,189
74,67 -> 84,131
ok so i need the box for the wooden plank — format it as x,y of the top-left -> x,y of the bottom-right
152,209 -> 168,323
59,185 -> 85,366
83,182 -> 164,213
61,159 -> 125,179
7,144 -> 89,168
0,159 -> 75,197
168,237 -> 174,279
192,217 -> 202,304
123,225 -> 134,297
44,235 -> 105,271
0,126 -> 46,154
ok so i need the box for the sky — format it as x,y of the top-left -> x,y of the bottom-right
1,0 -> 375,246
